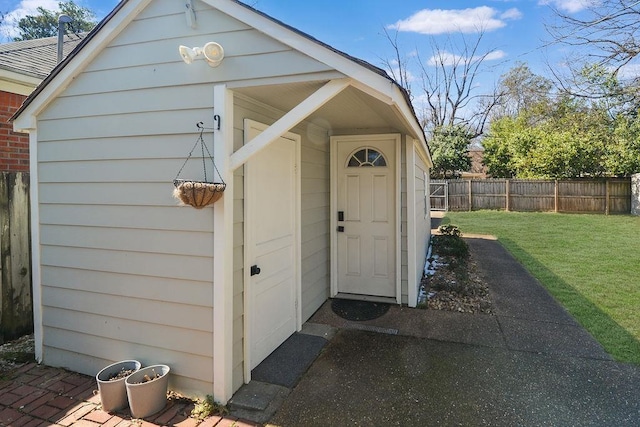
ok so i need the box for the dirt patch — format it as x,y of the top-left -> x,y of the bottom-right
420,234 -> 494,315
0,334 -> 35,376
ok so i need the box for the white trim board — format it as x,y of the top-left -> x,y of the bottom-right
212,84 -> 234,404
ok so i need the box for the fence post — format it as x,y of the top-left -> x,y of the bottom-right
468,179 -> 472,211
0,172 -> 33,342
605,179 -> 610,215
632,174 -> 640,216
554,180 -> 559,213
445,181 -> 449,212
505,179 -> 510,212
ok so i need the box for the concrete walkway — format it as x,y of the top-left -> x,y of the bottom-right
268,236 -> 640,426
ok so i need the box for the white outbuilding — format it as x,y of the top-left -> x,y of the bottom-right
13,0 -> 432,403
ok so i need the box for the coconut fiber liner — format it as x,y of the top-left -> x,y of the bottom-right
173,180 -> 226,209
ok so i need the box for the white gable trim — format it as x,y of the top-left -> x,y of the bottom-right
206,0 -> 392,93
13,0 -> 429,156
204,0 -> 428,147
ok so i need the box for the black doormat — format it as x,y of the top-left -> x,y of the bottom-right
331,298 -> 390,321
251,332 -> 328,388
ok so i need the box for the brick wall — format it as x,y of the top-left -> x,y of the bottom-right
0,91 -> 29,172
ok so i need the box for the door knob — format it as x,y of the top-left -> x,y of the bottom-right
250,265 -> 261,276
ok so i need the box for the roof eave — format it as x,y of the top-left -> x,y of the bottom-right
13,0 -> 430,164
212,0 -> 429,151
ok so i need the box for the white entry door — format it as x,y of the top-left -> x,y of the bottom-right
336,138 -> 396,297
245,120 -> 300,370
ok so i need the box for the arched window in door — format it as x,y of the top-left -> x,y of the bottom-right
347,147 -> 387,167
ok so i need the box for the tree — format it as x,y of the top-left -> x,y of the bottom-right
429,125 -> 473,178
13,1 -> 96,41
384,29 -> 504,138
546,0 -> 640,116
380,28 -> 413,101
415,32 -> 503,138
482,96 -> 632,179
492,62 -> 554,119
546,0 -> 640,76
481,116 -> 523,178
608,115 -> 640,176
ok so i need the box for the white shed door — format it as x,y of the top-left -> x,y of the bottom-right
337,140 -> 396,297
246,122 -> 299,370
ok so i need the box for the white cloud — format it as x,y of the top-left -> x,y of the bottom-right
427,49 -> 506,66
485,50 -> 507,61
616,63 -> 640,80
386,59 -> 418,83
0,0 -> 60,39
501,8 -> 523,20
388,6 -> 522,35
538,0 -> 600,14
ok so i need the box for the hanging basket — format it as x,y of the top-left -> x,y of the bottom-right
173,122 -> 226,208
173,179 -> 226,209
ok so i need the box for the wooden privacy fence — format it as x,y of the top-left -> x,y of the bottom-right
0,172 -> 32,342
431,178 -> 632,214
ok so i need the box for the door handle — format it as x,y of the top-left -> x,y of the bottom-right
337,226 -> 344,232
250,265 -> 261,276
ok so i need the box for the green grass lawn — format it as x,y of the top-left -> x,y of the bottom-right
443,211 -> 640,365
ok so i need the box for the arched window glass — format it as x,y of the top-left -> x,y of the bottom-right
347,148 -> 387,167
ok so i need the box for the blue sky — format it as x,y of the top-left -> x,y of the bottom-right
0,0 -> 598,105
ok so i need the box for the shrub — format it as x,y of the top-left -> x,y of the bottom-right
438,224 -> 462,237
432,224 -> 469,259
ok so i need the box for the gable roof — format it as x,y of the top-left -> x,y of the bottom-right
0,33 -> 87,80
12,0 -> 428,155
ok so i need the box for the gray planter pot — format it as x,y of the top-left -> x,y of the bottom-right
125,364 -> 170,419
96,360 -> 141,412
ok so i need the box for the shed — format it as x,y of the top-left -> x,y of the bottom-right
13,0 -> 432,403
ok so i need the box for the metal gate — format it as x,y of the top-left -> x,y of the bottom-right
430,180 -> 448,211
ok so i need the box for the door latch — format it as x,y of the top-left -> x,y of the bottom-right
250,265 -> 261,276
337,226 -> 344,232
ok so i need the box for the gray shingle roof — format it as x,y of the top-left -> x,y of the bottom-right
0,33 -> 87,79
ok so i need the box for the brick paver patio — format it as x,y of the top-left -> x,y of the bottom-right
0,363 -> 258,427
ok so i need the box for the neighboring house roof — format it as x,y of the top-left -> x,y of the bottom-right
0,33 -> 87,95
0,33 -> 87,79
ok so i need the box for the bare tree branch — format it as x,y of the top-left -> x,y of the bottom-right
413,31 -> 503,138
379,28 -> 412,99
546,0 -> 640,74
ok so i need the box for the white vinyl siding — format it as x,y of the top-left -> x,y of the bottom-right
413,144 -> 431,300
34,0 -> 334,396
401,137 -> 431,305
